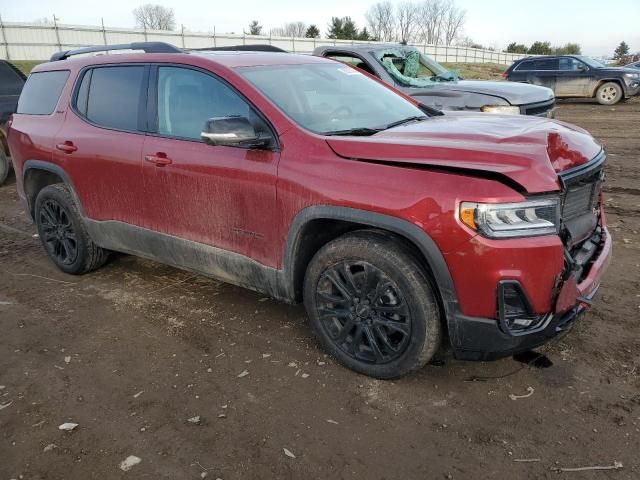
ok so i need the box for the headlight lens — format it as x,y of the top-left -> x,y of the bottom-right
480,105 -> 521,115
624,72 -> 640,79
459,199 -> 560,238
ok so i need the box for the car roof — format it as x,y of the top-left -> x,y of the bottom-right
190,51 -> 328,67
316,43 -> 407,52
33,49 -> 333,73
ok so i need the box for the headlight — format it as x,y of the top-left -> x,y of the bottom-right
480,105 -> 521,115
459,199 -> 560,238
624,73 -> 640,79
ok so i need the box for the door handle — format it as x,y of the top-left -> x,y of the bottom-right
56,141 -> 77,154
144,152 -> 172,167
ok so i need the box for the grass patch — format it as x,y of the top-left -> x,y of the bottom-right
441,62 -> 507,80
10,60 -> 45,75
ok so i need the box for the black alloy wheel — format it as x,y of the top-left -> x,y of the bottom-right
39,198 -> 78,266
316,261 -> 412,364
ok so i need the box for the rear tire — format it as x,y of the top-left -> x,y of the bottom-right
303,230 -> 442,379
34,184 -> 108,275
596,82 -> 623,105
0,150 -> 9,185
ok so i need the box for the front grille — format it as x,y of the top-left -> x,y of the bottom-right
559,151 -> 606,245
523,99 -> 555,117
563,182 -> 598,220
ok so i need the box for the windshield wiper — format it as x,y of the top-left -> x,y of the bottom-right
383,115 -> 428,130
324,127 -> 383,136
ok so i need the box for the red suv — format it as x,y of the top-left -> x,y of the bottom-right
7,42 -> 611,378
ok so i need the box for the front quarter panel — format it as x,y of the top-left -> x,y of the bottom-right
275,127 -> 555,319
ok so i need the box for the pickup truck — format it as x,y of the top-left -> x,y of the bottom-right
313,44 -> 556,117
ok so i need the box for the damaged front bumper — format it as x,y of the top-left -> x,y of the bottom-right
450,226 -> 611,361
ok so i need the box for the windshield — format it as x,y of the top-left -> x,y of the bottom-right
238,63 -> 426,135
577,56 -> 607,68
373,47 -> 459,87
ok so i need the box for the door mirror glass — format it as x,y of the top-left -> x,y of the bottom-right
201,116 -> 270,148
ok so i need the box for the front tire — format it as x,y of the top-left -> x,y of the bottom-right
303,230 -> 442,379
34,184 -> 108,275
596,82 -> 623,105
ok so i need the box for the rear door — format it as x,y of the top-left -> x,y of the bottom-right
555,57 -> 591,96
54,64 -> 148,225
141,65 -> 279,266
516,58 -> 559,92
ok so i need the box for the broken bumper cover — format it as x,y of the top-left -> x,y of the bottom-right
449,228 -> 612,361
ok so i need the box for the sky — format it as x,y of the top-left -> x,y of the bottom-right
0,0 -> 638,57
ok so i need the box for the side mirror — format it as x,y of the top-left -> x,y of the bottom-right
201,116 -> 270,148
577,64 -> 588,71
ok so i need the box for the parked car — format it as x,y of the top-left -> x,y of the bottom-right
504,55 -> 640,105
313,44 -> 556,117
0,59 -> 26,184
8,42 -> 611,378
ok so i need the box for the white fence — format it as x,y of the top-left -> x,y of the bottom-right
0,21 -> 528,65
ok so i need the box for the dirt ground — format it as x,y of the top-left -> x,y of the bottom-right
1,98 -> 639,480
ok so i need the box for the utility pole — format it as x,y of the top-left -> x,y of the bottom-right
0,14 -> 9,60
53,14 -> 62,52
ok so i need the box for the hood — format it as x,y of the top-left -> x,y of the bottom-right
596,66 -> 639,74
423,80 -> 554,105
325,114 -> 602,194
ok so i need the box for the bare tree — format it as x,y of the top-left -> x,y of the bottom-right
271,21 -> 307,38
442,1 -> 465,45
396,2 -> 419,43
415,0 -> 465,45
365,2 -> 396,41
33,16 -> 53,24
416,0 -> 445,44
133,4 -> 176,31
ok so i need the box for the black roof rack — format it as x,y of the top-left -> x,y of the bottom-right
50,42 -> 182,61
191,44 -> 288,53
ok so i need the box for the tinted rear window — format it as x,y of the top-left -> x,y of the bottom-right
515,58 -> 559,71
515,60 -> 534,71
81,66 -> 145,131
17,70 -> 69,115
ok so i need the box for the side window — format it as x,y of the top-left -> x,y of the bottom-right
157,66 -> 251,141
326,54 -> 375,75
17,70 -> 70,115
533,59 -> 559,70
559,58 -> 584,71
515,60 -> 534,71
78,66 -> 145,131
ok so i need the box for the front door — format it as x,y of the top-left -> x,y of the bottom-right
555,57 -> 591,97
141,65 -> 280,267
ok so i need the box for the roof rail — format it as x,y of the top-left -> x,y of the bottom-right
191,44 -> 288,53
50,42 -> 182,61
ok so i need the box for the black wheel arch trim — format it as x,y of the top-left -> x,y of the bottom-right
592,78 -> 626,97
283,205 -> 461,330
22,160 -> 85,220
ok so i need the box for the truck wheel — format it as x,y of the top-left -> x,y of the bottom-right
596,82 -> 622,105
0,150 -> 9,185
34,184 -> 108,275
303,230 -> 442,379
